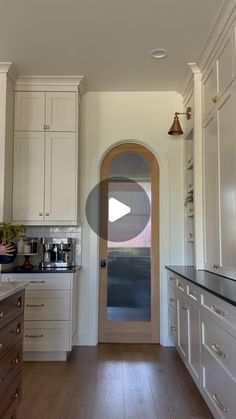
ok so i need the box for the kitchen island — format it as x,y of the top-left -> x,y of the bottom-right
0,282 -> 26,419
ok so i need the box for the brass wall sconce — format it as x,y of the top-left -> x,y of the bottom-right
168,107 -> 192,135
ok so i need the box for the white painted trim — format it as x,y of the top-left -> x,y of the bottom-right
0,62 -> 17,83
79,139 -> 172,347
15,75 -> 84,86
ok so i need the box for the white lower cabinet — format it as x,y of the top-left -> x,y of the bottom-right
1,272 -> 78,361
167,271 -> 236,418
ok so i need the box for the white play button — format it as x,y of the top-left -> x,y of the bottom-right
108,197 -> 131,223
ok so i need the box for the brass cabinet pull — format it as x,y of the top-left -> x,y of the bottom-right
212,95 -> 219,104
45,212 -> 49,216
170,326 -> 176,331
25,334 -> 44,338
26,304 -> 45,308
212,393 -> 229,413
0,312 -> 4,319
12,355 -> 21,364
188,290 -> 195,296
177,282 -> 185,291
17,297 -> 22,308
181,305 -> 188,311
30,280 -> 45,284
39,212 -> 43,216
210,305 -> 225,316
213,263 -> 220,268
169,277 -> 175,281
0,343 -> 3,350
211,344 -> 227,358
16,324 -> 21,334
12,391 -> 19,400
170,298 -> 176,303
43,124 -> 47,130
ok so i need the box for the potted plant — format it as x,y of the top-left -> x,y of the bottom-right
0,222 -> 26,264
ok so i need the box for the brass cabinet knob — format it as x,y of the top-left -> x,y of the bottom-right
0,343 -> 3,350
212,95 -> 219,104
17,297 -> 22,308
43,124 -> 47,130
12,392 -> 19,400
39,212 -> 43,216
16,324 -> 21,334
45,212 -> 49,216
0,312 -> 3,319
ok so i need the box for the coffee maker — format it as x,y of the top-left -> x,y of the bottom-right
40,238 -> 75,268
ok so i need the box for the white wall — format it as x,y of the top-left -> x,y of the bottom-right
78,91 -> 185,346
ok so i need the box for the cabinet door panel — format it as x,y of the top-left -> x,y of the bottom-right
203,64 -> 217,118
203,114 -> 220,267
14,92 -> 45,131
188,302 -> 200,383
217,33 -> 235,98
218,88 -> 236,270
177,293 -> 188,361
12,132 -> 44,222
45,132 -> 77,222
46,92 -> 76,131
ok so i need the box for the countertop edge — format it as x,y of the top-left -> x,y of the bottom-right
0,282 -> 27,302
166,265 -> 236,307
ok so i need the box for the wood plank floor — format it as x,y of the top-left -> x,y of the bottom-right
17,345 -> 213,419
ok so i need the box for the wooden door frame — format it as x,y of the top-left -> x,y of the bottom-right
99,143 -> 160,343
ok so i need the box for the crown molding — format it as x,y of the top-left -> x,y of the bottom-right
0,62 -> 17,83
15,75 -> 84,86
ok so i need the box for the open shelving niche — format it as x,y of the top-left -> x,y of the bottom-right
184,128 -> 195,266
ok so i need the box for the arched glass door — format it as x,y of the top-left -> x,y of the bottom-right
99,144 -> 159,343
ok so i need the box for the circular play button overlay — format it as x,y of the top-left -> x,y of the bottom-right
85,177 -> 150,242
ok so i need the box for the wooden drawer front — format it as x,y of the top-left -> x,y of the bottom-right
0,372 -> 22,419
25,290 -> 70,321
201,290 -> 236,333
186,282 -> 200,304
168,306 -> 177,344
0,291 -> 24,329
202,349 -> 236,418
168,283 -> 176,310
24,321 -> 70,352
176,277 -> 187,293
0,340 -> 23,398
0,315 -> 24,360
2,274 -> 71,290
202,314 -> 236,381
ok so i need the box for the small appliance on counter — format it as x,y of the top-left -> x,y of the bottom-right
40,237 -> 75,268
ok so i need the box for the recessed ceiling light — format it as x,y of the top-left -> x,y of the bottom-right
150,48 -> 168,59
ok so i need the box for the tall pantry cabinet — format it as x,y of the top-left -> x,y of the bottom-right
12,78 -> 83,225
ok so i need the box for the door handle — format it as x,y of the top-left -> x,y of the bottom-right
100,260 -> 107,269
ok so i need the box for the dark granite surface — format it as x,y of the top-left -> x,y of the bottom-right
0,265 -> 81,274
166,265 -> 236,307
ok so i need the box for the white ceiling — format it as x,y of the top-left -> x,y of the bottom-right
0,0 -> 225,91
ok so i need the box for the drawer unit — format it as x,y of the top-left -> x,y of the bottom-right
2,272 -> 78,361
0,373 -> 22,419
201,289 -> 236,334
202,313 -> 236,381
0,288 -> 25,419
2,274 -> 70,290
24,320 -> 70,352
25,290 -> 70,321
0,290 -> 24,329
202,349 -> 236,418
0,341 -> 23,398
168,282 -> 177,310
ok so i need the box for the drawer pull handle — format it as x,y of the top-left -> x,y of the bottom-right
210,305 -> 225,316
16,324 -> 21,334
170,326 -> 176,331
0,343 -> 3,350
169,277 -> 175,281
25,334 -> 44,338
211,344 -> 227,358
12,391 -> 19,400
17,297 -> 22,307
29,280 -> 45,284
212,95 -> 219,104
212,393 -> 229,413
181,305 -> 188,311
177,283 -> 185,291
12,355 -> 21,364
170,298 -> 176,303
0,312 -> 4,319
188,290 -> 195,296
26,304 -> 45,308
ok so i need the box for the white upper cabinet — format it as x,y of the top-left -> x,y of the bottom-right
12,132 -> 45,222
44,132 -> 77,222
14,91 -> 76,132
12,80 -> 80,225
203,26 -> 235,119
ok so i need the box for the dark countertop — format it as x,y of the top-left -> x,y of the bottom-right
166,265 -> 236,307
0,265 -> 81,274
